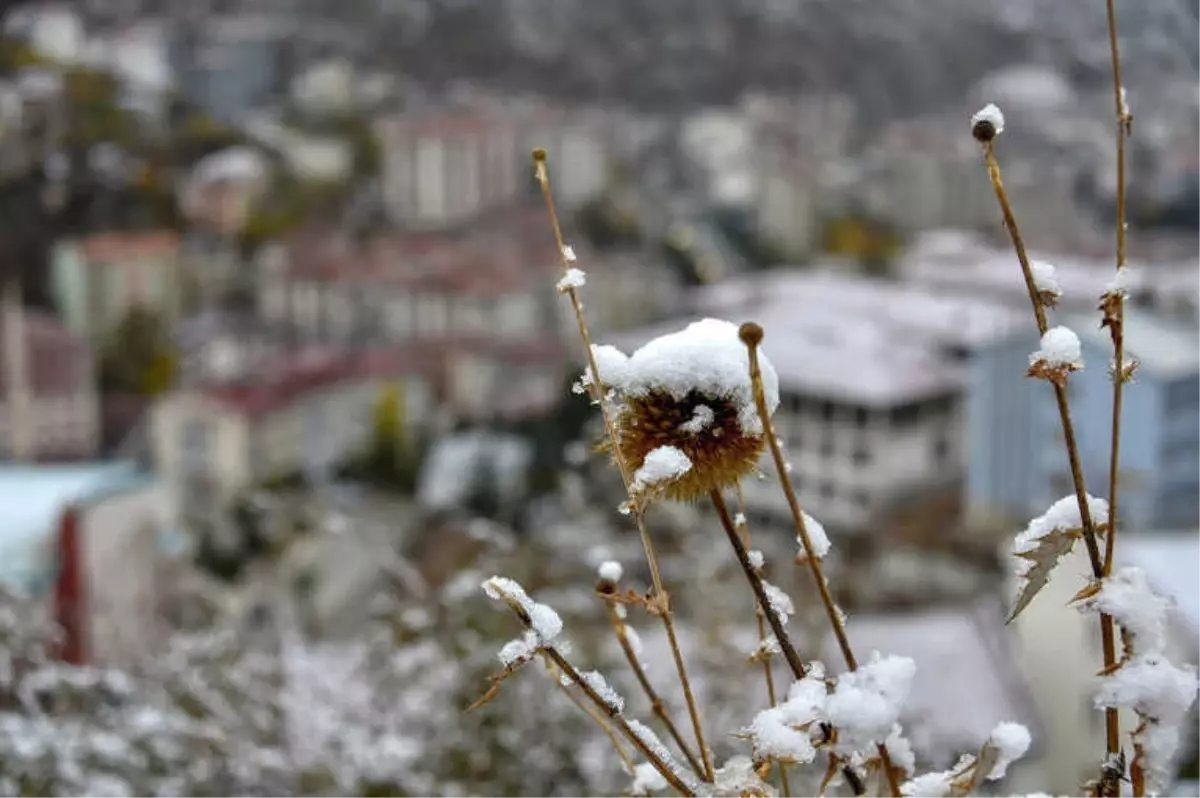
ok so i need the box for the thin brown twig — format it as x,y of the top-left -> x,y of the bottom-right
976,133 -> 1124,782
1103,0 -> 1133,792
599,594 -> 705,778
498,593 -> 696,796
532,148 -> 714,782
734,485 -> 792,797
710,490 -> 808,680
737,322 -> 903,798
555,671 -> 637,776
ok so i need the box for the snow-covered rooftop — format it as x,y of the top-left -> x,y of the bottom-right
595,269 -> 1026,407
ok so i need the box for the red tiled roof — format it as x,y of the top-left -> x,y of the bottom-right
198,346 -> 429,417
77,231 -> 181,262
0,308 -> 92,397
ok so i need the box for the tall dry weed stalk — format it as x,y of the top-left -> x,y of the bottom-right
470,4 -> 1197,795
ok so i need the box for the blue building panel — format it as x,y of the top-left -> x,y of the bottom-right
968,306 -> 1198,532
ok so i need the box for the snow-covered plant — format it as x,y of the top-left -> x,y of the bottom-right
473,17 -> 1198,791
970,3 -> 1199,792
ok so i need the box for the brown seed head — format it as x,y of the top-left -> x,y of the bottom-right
531,147 -> 547,162
610,388 -> 764,502
972,119 -> 997,143
738,322 -> 764,348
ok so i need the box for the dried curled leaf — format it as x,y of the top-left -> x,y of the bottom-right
1008,526 -> 1084,623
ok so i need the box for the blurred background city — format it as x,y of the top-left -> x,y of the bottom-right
0,0 -> 1195,794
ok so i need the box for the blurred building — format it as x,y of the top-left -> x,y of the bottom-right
606,268 -> 1024,537
966,306 -> 1199,532
168,15 -> 293,127
51,230 -> 184,342
0,284 -> 99,461
0,460 -> 172,666
374,103 -> 607,230
149,347 -> 433,529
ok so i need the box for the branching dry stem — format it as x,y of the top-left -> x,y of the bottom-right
735,486 -> 792,797
737,322 -> 903,798
977,134 -> 1123,788
599,596 -> 705,778
533,148 -> 714,782
497,594 -> 695,796
1102,0 -> 1133,792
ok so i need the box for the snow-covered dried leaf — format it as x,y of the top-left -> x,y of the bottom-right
1008,495 -> 1109,623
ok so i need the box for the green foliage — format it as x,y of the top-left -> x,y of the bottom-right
98,305 -> 179,396
342,382 -> 425,493
574,197 -> 642,250
820,212 -> 904,275
239,177 -> 353,252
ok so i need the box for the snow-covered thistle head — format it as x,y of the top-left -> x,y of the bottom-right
593,318 -> 780,502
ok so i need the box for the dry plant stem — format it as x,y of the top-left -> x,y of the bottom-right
533,149 -> 714,782
558,676 -> 636,776
1103,0 -> 1131,790
980,141 -> 1123,773
710,489 -> 808,680
601,601 -> 705,778
739,326 -> 903,798
981,144 -> 1107,579
502,597 -> 696,797
735,486 -> 792,797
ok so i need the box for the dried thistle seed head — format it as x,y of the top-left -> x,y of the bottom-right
593,318 -> 781,502
613,389 -> 765,501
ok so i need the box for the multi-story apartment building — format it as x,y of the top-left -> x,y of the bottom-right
51,231 -> 185,342
0,283 -> 99,461
967,305 -> 1199,531
149,346 -> 435,528
604,269 -> 1024,535
374,103 -> 607,229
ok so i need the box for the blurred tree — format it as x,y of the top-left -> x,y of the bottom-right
357,381 -> 423,493
97,305 -> 178,396
820,212 -> 903,275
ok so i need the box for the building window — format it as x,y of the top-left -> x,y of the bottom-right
181,418 -> 210,469
854,406 -> 869,428
820,482 -> 835,500
890,402 -> 920,426
820,436 -> 835,459
934,437 -> 950,465
852,445 -> 871,466
821,400 -> 835,422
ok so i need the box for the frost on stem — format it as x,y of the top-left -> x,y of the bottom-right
1008,494 -> 1110,622
1074,567 -> 1200,795
711,755 -> 777,797
761,581 -> 794,626
481,576 -> 564,667
900,720 -> 1031,796
630,761 -> 669,796
556,267 -> 587,293
825,653 -> 917,757
970,102 -> 1005,141
1072,567 -> 1173,659
747,656 -> 917,774
1027,326 -> 1083,385
594,318 -> 781,501
746,664 -> 827,764
562,244 -> 577,263
627,719 -> 698,794
795,510 -> 832,564
580,670 -> 624,715
1029,260 -> 1062,307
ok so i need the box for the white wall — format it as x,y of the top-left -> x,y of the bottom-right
81,481 -> 169,666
